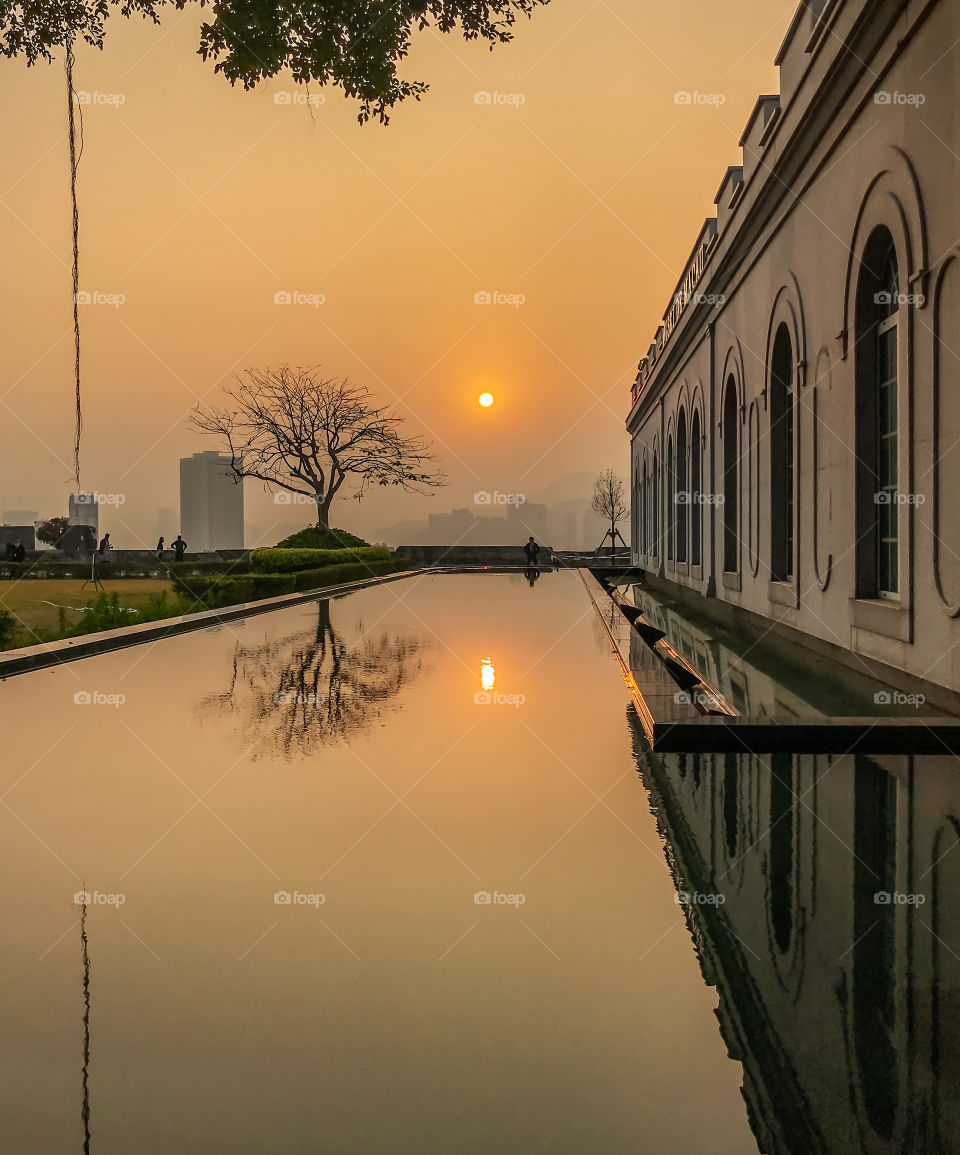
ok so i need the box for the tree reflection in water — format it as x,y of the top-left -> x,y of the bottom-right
198,600 -> 430,757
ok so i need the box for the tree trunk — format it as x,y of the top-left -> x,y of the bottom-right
316,494 -> 330,528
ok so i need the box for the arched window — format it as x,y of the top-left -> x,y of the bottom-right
690,411 -> 702,566
641,459 -> 648,555
676,409 -> 688,563
722,378 -> 739,572
856,230 -> 900,598
770,324 -> 795,581
652,450 -> 659,557
666,434 -> 675,562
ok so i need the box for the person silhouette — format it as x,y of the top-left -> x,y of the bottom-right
171,535 -> 187,561
522,536 -> 540,567
156,536 -> 165,559
524,566 -> 541,587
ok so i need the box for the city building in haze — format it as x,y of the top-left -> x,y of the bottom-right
179,452 -> 244,552
2,509 -> 38,526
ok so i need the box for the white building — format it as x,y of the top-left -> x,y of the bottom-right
628,0 -> 960,702
179,451 -> 244,552
68,492 -> 99,533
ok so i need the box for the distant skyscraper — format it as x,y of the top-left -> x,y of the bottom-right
179,452 -> 244,551
68,493 -> 99,532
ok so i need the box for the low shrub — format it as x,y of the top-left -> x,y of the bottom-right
274,525 -> 370,550
0,606 -> 16,647
250,546 -> 391,573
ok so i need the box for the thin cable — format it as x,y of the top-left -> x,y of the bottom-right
66,41 -> 83,489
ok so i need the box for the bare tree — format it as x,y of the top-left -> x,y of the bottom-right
591,468 -> 629,561
190,366 -> 445,527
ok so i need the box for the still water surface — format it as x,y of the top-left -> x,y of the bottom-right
0,572 -> 757,1153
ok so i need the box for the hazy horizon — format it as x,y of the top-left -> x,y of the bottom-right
0,0 -> 784,547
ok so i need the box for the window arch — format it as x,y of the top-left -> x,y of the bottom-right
676,409 -> 688,563
690,410 -> 702,566
652,448 -> 660,557
770,323 -> 796,581
666,434 -> 675,562
855,228 -> 900,598
722,377 -> 739,572
640,458 -> 648,555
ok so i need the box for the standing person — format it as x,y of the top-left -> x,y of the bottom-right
522,536 -> 540,567
12,540 -> 25,563
98,532 -> 111,559
171,535 -> 187,562
156,536 -> 165,559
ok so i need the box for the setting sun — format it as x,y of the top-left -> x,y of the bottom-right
478,392 -> 494,408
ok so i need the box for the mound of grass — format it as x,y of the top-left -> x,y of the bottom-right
249,546 -> 391,573
274,525 -> 370,550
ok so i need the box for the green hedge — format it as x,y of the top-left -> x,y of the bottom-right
178,558 -> 409,611
249,546 -> 391,573
275,526 -> 370,550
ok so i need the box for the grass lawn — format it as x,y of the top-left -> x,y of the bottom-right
0,578 -> 174,640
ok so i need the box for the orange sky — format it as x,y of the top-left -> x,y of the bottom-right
0,0 -> 788,545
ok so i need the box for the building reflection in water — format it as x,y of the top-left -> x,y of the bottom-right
632,718 -> 960,1154
197,599 -> 430,758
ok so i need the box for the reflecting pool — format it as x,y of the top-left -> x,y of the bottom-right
0,572 -> 755,1154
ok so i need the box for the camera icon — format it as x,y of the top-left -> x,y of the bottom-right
474,891 -> 492,904
473,91 -> 492,105
874,90 -> 892,104
74,691 -> 92,705
75,290 -> 92,305
874,690 -> 892,705
274,92 -> 292,104
273,290 -> 292,305
874,891 -> 892,904
473,691 -> 492,705
473,291 -> 492,305
273,891 -> 292,904
273,492 -> 292,504
673,91 -> 692,105
73,890 -> 92,905
473,490 -> 492,504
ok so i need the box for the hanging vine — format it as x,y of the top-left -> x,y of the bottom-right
65,38 -> 83,488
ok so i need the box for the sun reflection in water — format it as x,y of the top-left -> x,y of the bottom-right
480,658 -> 496,692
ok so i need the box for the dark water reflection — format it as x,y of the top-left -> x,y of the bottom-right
197,601 -> 430,758
633,729 -> 960,1154
2,571 -> 958,1153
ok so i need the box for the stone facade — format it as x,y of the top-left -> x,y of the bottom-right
627,0 -> 960,696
